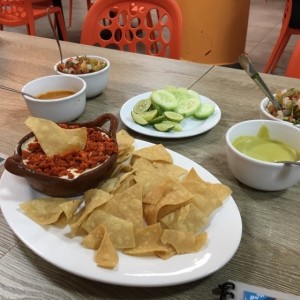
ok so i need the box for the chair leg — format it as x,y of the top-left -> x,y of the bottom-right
263,28 -> 289,73
69,0 -> 73,27
55,10 -> 68,41
286,39 -> 300,77
27,22 -> 36,36
269,32 -> 291,73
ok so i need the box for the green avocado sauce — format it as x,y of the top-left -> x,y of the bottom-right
232,125 -> 300,162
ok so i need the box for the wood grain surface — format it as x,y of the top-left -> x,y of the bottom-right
0,31 -> 299,299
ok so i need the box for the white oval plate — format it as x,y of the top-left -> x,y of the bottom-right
120,92 -> 221,138
0,140 -> 241,287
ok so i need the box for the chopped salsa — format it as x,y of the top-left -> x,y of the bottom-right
57,55 -> 107,74
267,88 -> 300,124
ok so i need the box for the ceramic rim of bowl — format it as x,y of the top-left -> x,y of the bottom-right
22,75 -> 87,102
226,119 -> 300,166
260,97 -> 284,122
54,56 -> 110,78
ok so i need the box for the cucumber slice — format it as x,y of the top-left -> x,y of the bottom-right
187,89 -> 200,99
151,90 -> 178,111
194,103 -> 215,119
165,86 -> 191,103
175,97 -> 201,116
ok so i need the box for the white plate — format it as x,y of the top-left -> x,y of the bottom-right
0,140 -> 242,287
120,92 -> 221,138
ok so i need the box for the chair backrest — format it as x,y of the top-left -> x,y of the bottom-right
0,0 -> 34,27
80,0 -> 182,59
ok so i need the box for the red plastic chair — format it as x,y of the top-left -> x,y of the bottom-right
0,0 -> 68,40
80,0 -> 182,59
285,39 -> 300,77
86,0 -> 93,10
264,0 -> 300,74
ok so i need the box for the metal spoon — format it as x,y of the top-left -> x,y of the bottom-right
47,8 -> 63,64
238,54 -> 300,129
276,160 -> 300,166
0,85 -> 36,99
238,54 -> 282,111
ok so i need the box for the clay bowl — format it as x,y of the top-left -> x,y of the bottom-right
5,113 -> 119,197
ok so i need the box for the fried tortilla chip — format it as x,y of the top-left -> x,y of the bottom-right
123,223 -> 168,255
116,129 -> 135,151
152,161 -> 187,178
143,177 -> 194,225
161,229 -> 196,253
182,180 -> 231,217
112,183 -> 144,229
181,168 -> 232,217
161,230 -> 207,254
25,117 -> 87,157
82,209 -> 135,249
101,171 -> 135,194
155,244 -> 176,260
133,144 -> 173,163
82,223 -> 105,250
19,198 -> 82,226
94,225 -> 119,269
160,203 -> 208,234
134,171 -> 168,205
195,232 -> 208,251
70,189 -> 113,237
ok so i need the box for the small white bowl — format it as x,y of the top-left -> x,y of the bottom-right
22,75 -> 86,123
259,97 -> 298,127
54,55 -> 110,98
226,119 -> 300,191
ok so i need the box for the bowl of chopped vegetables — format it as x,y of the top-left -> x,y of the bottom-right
260,88 -> 300,126
54,55 -> 110,98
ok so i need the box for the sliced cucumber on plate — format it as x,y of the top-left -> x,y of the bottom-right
130,86 -> 215,132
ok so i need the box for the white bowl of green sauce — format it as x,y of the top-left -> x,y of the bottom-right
226,119 -> 300,191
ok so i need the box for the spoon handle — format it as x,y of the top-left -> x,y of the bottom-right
47,8 -> 63,63
276,161 -> 300,166
0,85 -> 35,98
238,54 -> 282,111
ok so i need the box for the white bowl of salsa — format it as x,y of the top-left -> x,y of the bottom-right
260,88 -> 300,126
22,75 -> 86,123
54,55 -> 110,99
226,119 -> 300,191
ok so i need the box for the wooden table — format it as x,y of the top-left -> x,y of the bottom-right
0,31 -> 299,299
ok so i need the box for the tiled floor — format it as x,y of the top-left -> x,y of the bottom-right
3,0 -> 297,76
